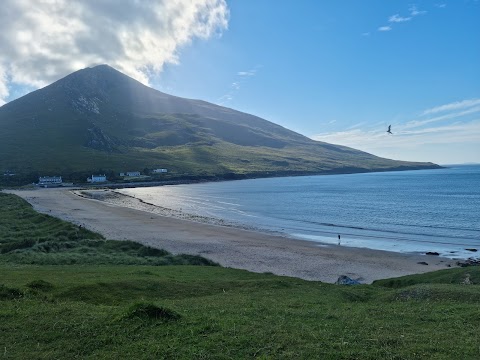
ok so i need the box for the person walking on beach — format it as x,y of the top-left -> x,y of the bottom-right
338,234 -> 341,245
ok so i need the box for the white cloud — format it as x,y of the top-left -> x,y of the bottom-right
237,70 -> 256,77
219,66 -> 261,104
375,5 -> 427,34
403,106 -> 480,130
422,99 -> 480,115
389,14 -> 412,23
311,99 -> 480,163
436,3 -> 447,8
311,121 -> 480,165
0,65 -> 8,106
378,26 -> 392,32
0,0 -> 229,104
218,94 -> 232,102
312,121 -> 480,150
409,5 -> 427,16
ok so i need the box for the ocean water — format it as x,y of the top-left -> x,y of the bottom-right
120,165 -> 480,259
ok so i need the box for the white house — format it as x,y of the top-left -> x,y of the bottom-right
120,171 -> 141,177
38,176 -> 62,185
153,168 -> 168,173
87,174 -> 107,183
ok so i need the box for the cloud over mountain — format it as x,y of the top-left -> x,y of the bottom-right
0,0 -> 229,104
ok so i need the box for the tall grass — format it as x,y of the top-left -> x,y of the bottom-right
0,192 -> 217,266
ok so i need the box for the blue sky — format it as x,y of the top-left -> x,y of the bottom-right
1,0 -> 479,164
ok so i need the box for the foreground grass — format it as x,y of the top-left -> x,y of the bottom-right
1,265 -> 480,359
1,192 -> 479,359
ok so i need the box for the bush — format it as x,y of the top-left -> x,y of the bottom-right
171,254 -> 219,266
0,284 -> 23,300
124,302 -> 181,321
26,280 -> 54,291
0,239 -> 36,254
138,246 -> 169,257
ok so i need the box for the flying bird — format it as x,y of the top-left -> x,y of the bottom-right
387,125 -> 393,134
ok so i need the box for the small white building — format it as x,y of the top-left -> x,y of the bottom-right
39,176 -> 62,185
87,174 -> 107,183
120,171 -> 141,177
153,168 -> 168,173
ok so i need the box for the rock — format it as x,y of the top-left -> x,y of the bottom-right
426,252 -> 440,256
456,258 -> 480,267
465,248 -> 478,252
335,275 -> 361,285
417,261 -> 429,265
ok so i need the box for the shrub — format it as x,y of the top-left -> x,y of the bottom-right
26,280 -> 54,291
0,284 -> 23,300
172,254 -> 219,266
124,302 -> 181,321
138,246 -> 169,257
0,239 -> 36,254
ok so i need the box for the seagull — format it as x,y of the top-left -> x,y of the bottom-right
387,125 -> 393,134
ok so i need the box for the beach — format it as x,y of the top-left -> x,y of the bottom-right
7,188 -> 456,283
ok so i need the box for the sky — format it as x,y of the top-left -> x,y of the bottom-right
0,0 -> 479,164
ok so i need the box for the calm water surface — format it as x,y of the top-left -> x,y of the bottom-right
121,165 -> 480,258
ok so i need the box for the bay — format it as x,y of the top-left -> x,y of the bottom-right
120,165 -> 480,259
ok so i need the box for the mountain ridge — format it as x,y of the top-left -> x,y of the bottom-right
0,65 -> 440,183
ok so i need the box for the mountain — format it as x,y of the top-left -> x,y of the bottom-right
0,65 -> 439,182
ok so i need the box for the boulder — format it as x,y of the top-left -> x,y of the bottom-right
335,275 -> 361,285
456,258 -> 480,267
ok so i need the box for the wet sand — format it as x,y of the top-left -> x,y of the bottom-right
7,188 -> 455,283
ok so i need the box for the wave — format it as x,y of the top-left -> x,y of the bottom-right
272,218 -> 480,241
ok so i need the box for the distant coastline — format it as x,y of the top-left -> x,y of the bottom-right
38,164 -> 443,191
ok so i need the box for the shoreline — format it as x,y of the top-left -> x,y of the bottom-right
74,188 -> 284,235
6,188 -> 457,284
87,186 -> 476,260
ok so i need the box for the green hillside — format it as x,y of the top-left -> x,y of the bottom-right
0,65 -> 439,183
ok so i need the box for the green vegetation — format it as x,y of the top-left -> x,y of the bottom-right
1,192 -> 479,359
0,65 -> 439,186
0,192 -> 217,266
2,264 -> 480,359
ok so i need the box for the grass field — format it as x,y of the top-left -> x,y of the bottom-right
1,192 -> 479,359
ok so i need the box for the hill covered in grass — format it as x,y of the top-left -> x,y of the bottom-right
1,192 -> 480,358
0,65 -> 439,183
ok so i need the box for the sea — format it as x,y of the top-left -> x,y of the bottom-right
119,165 -> 480,259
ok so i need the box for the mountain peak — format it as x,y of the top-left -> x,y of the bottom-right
89,64 -> 114,70
59,64 -> 138,88
0,66 -> 440,180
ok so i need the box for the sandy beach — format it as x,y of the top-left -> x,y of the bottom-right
7,188 -> 456,283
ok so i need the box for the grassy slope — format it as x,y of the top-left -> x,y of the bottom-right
0,65 -> 438,179
1,193 -> 479,359
0,193 -> 217,266
0,113 -> 437,178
